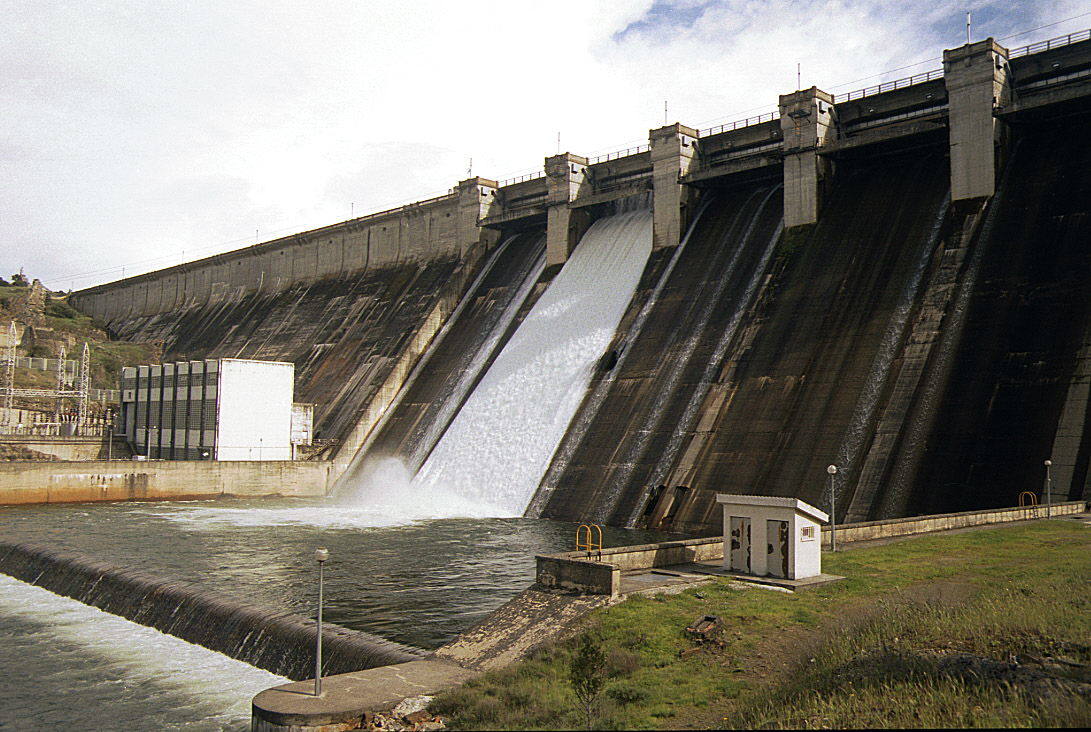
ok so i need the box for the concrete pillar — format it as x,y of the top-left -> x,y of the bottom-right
649,123 -> 698,250
456,177 -> 499,258
544,153 -> 589,266
943,38 -> 1010,201
779,87 -> 836,228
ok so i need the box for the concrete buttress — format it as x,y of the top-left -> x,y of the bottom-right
545,152 -> 590,266
456,177 -> 500,258
779,86 -> 836,228
649,123 -> 698,250
943,38 -> 1011,201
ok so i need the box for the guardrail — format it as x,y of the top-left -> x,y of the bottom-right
587,144 -> 650,165
1009,28 -> 1091,58
698,110 -> 780,138
497,170 -> 545,187
834,68 -> 944,103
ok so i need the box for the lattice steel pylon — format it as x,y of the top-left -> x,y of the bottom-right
54,345 -> 67,424
2,322 -> 15,422
76,342 -> 90,427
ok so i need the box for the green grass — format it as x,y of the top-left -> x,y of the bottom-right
432,520 -> 1090,730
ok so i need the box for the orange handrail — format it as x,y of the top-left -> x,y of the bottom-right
575,523 -> 603,554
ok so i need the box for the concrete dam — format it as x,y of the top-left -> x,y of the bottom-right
71,35 -> 1091,534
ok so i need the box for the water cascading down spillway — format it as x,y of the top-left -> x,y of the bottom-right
401,205 -> 653,517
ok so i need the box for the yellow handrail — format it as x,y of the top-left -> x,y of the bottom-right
575,523 -> 603,554
1018,491 -> 1038,507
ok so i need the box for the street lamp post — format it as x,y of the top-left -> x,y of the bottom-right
826,465 -> 838,552
314,547 -> 329,697
1044,459 -> 1053,519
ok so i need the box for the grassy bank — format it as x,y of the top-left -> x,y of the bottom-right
432,519 -> 1090,729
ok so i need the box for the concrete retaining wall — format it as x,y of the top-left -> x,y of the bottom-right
823,500 -> 1087,547
535,536 -> 723,596
536,501 -> 1088,595
0,459 -> 330,505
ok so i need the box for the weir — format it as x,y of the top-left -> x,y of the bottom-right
0,541 -> 422,680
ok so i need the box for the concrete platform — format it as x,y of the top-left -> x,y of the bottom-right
251,659 -> 476,731
619,567 -> 712,595
671,560 -> 845,590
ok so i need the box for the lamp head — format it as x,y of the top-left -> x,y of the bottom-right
314,547 -> 329,563
1044,459 -> 1052,467
826,464 -> 838,475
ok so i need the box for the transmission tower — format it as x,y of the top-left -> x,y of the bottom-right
2,322 -> 15,423
54,345 -> 67,424
77,342 -> 90,428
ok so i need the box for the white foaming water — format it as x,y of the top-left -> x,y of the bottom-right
0,574 -> 287,730
155,210 -> 650,530
393,208 -> 653,517
152,458 -> 507,530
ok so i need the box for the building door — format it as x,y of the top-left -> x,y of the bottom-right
767,520 -> 789,578
729,516 -> 751,573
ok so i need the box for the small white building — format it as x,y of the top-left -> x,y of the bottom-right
716,494 -> 829,580
121,358 -> 296,461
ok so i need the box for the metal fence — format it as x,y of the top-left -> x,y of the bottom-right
1009,28 -> 1091,58
587,144 -> 650,165
698,111 -> 780,138
497,170 -> 546,187
833,68 -> 945,103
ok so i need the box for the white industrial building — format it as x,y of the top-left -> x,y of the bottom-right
120,358 -> 304,461
716,494 -> 828,580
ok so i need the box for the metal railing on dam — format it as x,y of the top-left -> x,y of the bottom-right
833,68 -> 945,103
698,110 -> 780,137
496,170 -> 545,187
587,144 -> 650,164
0,541 -> 422,679
1009,28 -> 1091,58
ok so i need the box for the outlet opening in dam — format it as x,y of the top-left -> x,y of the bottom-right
4,22 -> 1091,731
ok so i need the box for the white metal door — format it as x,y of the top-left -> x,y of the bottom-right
767,520 -> 789,578
729,516 -> 751,573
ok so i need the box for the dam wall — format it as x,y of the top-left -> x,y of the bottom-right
62,33 -> 1091,525
0,541 -> 421,679
70,180 -> 499,321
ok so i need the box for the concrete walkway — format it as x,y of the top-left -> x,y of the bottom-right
252,659 -> 476,731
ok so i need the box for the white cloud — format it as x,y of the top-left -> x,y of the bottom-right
0,0 -> 1087,289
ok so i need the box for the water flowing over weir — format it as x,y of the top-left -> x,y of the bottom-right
0,541 -> 422,680
0,574 -> 286,730
393,206 -> 653,517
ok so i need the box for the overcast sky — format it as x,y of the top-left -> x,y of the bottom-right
3,0 -> 1088,291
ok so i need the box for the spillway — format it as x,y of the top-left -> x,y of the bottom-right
350,231 -> 547,475
661,145 -> 950,531
532,184 -> 784,526
903,113 -> 1091,514
405,205 -> 653,517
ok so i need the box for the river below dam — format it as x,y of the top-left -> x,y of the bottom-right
0,498 -> 669,730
